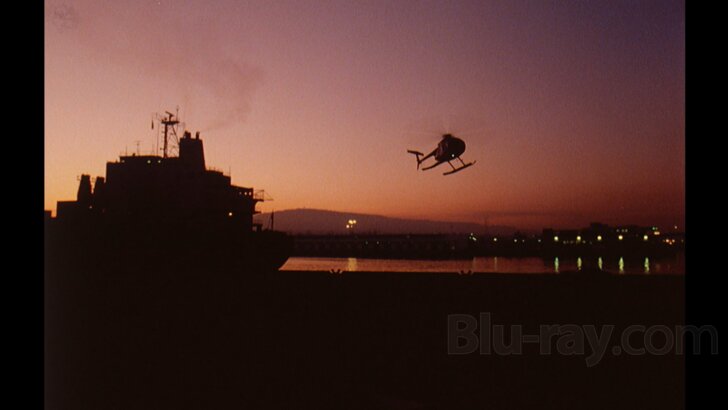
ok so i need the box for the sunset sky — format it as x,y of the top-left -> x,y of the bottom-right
45,0 -> 684,230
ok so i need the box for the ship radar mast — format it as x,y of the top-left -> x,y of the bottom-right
152,107 -> 185,158
160,110 -> 180,158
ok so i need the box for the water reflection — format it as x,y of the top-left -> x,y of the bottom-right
346,257 -> 358,272
281,254 -> 684,275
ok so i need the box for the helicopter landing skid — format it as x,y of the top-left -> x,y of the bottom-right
443,160 -> 475,175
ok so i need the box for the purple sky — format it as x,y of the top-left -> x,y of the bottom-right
45,0 -> 684,229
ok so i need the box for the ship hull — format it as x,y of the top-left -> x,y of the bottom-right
45,218 -> 293,275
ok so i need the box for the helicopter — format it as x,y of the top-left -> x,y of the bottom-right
407,133 -> 476,175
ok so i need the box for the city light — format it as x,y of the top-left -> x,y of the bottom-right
553,236 -> 559,242
618,235 -> 623,241
597,235 -> 602,241
346,219 -> 358,230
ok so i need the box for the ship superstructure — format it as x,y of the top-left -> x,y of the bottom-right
47,111 -> 291,272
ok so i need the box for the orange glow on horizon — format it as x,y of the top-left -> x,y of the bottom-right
45,0 -> 684,230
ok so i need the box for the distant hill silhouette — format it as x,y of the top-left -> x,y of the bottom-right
254,208 -> 517,235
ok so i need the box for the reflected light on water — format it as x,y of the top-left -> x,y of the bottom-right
280,255 -> 684,275
347,257 -> 358,272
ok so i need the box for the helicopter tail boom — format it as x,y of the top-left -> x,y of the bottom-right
407,150 -> 425,169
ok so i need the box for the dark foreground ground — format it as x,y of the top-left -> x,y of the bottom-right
45,267 -> 684,410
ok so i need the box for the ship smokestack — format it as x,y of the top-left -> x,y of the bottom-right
92,176 -> 106,212
77,174 -> 92,208
179,130 -> 206,171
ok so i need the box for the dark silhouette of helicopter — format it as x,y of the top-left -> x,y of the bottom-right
407,134 -> 476,175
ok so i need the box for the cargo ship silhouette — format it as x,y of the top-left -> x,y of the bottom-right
45,111 -> 292,273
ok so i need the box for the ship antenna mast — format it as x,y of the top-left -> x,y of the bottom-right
160,110 -> 180,158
